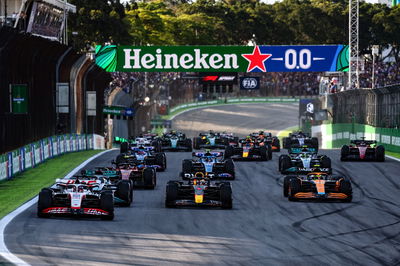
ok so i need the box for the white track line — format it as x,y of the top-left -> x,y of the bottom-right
0,149 -> 114,266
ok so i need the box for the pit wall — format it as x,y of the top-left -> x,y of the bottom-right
312,123 -> 400,152
0,134 -> 104,181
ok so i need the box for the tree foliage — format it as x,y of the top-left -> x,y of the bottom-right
68,0 -> 400,60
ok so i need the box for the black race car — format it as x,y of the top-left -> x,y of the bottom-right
279,148 -> 331,174
224,137 -> 272,161
250,131 -> 281,152
181,151 -> 235,180
193,131 -> 238,150
341,139 -> 385,161
165,173 -> 232,209
159,131 -> 192,151
282,131 -> 318,151
283,170 -> 352,202
116,146 -> 167,171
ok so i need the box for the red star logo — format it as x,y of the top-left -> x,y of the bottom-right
242,46 -> 272,72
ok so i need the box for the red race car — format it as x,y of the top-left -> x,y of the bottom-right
340,139 -> 385,162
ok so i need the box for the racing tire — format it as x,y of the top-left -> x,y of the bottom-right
37,188 -> 53,218
220,183 -> 233,209
375,145 -> 385,162
100,192 -> 114,220
339,179 -> 353,203
224,159 -> 235,180
151,140 -> 162,152
194,137 -> 202,150
267,144 -> 273,160
165,182 -> 179,208
185,139 -> 193,152
259,146 -> 268,161
182,159 -> 193,179
120,142 -> 128,154
224,146 -> 234,159
321,156 -> 331,168
144,168 -> 156,189
116,180 -> 132,207
280,155 -> 292,173
283,176 -> 295,197
288,178 -> 301,201
272,138 -> 280,152
341,145 -> 350,161
116,154 -> 125,165
311,137 -> 319,152
283,137 -> 290,149
155,153 -> 167,171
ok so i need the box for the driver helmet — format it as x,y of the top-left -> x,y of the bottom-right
204,157 -> 213,162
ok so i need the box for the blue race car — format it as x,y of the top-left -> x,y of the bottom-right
181,151 -> 235,180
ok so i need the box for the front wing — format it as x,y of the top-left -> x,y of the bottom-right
41,207 -> 110,217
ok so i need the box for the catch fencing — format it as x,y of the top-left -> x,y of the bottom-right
329,84 -> 400,128
0,134 -> 96,181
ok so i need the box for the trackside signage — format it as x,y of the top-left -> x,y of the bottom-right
96,45 -> 348,72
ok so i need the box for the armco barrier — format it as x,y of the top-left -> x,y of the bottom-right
312,123 -> 400,152
0,134 -> 99,181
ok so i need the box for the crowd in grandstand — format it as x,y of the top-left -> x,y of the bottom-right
108,60 -> 400,98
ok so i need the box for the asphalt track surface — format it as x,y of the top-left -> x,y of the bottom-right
4,103 -> 400,265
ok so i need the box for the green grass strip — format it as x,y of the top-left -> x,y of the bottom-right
0,150 -> 103,219
385,151 -> 400,159
277,126 -> 299,142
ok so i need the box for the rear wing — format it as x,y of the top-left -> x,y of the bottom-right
351,139 -> 377,146
192,151 -> 223,158
289,145 -> 317,154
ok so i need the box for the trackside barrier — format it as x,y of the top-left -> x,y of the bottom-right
167,97 -> 300,117
312,123 -> 400,152
0,134 -> 103,181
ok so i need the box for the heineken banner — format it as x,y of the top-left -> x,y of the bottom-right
96,45 -> 348,73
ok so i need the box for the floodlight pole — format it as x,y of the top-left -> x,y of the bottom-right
348,0 -> 360,89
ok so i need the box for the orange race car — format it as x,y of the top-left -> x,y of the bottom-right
283,169 -> 352,202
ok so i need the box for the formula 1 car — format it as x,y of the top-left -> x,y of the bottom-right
165,173 -> 232,209
193,130 -> 238,150
116,146 -> 167,171
78,171 -> 133,206
181,151 -> 235,180
282,131 -> 318,151
341,139 -> 385,162
159,130 -> 192,151
283,170 -> 352,202
224,137 -> 272,161
250,131 -> 281,152
116,162 -> 157,189
120,135 -> 161,153
279,150 -> 331,174
37,178 -> 117,220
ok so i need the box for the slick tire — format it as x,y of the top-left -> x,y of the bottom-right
321,156 -> 331,168
144,167 -> 156,189
280,155 -> 292,174
311,137 -> 319,152
165,182 -> 179,208
375,145 -> 385,162
224,146 -> 234,159
182,159 -> 193,177
220,183 -> 233,209
339,179 -> 353,203
37,188 -> 53,218
273,138 -> 280,152
100,192 -> 114,220
186,139 -> 193,152
283,137 -> 290,149
283,176 -> 295,197
224,159 -> 235,180
267,144 -> 273,160
117,180 -> 132,207
259,146 -> 268,161
341,145 -> 350,161
288,178 -> 301,201
155,153 -> 167,171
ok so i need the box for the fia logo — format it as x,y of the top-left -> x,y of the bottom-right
242,78 -> 258,89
